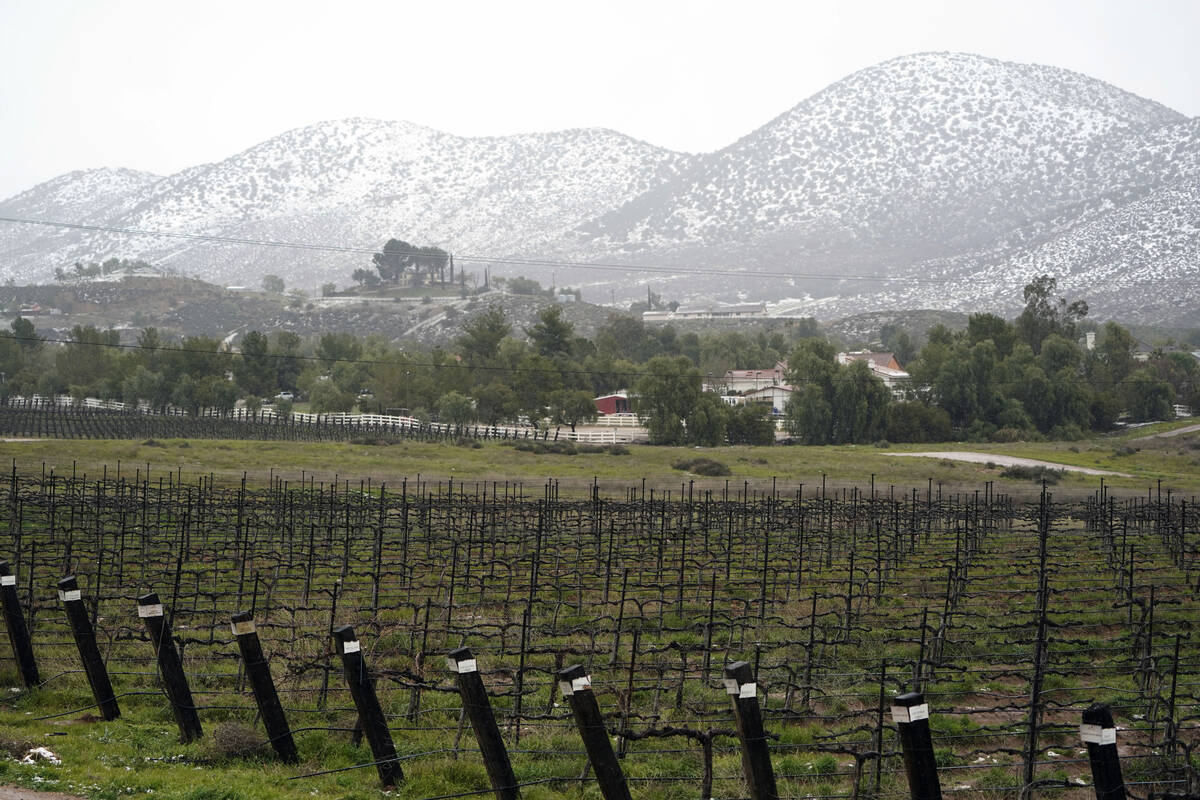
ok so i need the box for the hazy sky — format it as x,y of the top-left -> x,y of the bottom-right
1,0 -> 1197,200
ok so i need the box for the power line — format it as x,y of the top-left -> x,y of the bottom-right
0,215 -> 1164,288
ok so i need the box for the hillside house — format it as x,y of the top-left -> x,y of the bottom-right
741,385 -> 795,415
721,361 -> 788,392
837,351 -> 911,396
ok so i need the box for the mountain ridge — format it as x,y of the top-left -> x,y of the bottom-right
2,52 -> 1197,325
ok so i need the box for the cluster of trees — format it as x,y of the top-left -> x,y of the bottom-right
900,277 -> 1196,441
4,275 -> 1194,445
348,239 -> 454,288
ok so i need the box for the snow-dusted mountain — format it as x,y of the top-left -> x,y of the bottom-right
2,52 -> 1197,324
1,119 -> 689,285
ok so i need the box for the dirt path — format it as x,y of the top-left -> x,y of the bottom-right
1129,422 -> 1200,441
890,451 -> 1131,477
0,787 -> 85,800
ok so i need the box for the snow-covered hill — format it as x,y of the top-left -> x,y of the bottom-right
2,52 -> 1197,324
2,119 -> 689,286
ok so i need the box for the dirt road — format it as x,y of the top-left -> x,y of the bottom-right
890,451 -> 1131,477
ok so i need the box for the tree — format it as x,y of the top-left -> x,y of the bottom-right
436,390 -> 475,426
526,305 -> 574,358
831,360 -> 890,443
966,313 -> 1016,360
308,380 -> 355,413
351,268 -> 381,288
9,318 -> 39,350
56,325 -> 120,395
1093,322 -> 1137,383
548,389 -> 597,431
321,282 -> 337,297
727,403 -> 776,445
879,323 -> 917,366
884,402 -> 953,443
473,381 -> 519,425
457,307 -> 511,364
235,330 -> 275,397
373,239 -> 414,283
685,393 -> 730,446
316,331 -> 363,368
1123,369 -> 1174,422
1015,274 -> 1088,354
262,274 -> 285,294
271,331 -> 303,393
512,353 -> 562,421
636,355 -> 702,445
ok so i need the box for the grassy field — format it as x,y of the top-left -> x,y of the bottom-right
1,421 -> 1197,497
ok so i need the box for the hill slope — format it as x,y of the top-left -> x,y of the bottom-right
2,53 -> 1197,325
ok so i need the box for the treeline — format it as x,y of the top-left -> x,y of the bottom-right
0,306 -> 818,438
2,275 -> 1195,445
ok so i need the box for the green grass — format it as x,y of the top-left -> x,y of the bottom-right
1,430 -> 1196,497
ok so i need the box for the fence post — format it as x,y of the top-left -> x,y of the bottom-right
332,625 -> 402,786
57,575 -> 119,720
138,592 -> 202,742
1081,704 -> 1125,800
724,660 -> 778,800
447,646 -> 519,800
892,691 -> 941,800
558,663 -> 631,800
230,610 -> 297,762
0,560 -> 39,688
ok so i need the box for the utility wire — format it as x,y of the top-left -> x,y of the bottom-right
0,215 -> 1174,287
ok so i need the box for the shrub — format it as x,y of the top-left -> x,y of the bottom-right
671,457 -> 730,476
1000,464 -> 1064,484
209,721 -> 266,759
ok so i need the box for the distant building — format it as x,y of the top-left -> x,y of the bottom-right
836,351 -> 911,396
594,391 -> 632,415
643,302 -> 768,322
742,385 -> 795,415
722,361 -> 788,392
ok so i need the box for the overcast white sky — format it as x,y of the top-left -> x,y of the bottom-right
1,0 -> 1197,200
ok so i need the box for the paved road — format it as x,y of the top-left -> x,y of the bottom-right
891,451 -> 1131,477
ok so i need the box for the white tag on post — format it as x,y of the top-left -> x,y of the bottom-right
342,640 -> 361,654
58,589 -> 81,602
0,575 -> 16,586
137,603 -> 164,618
739,682 -> 757,699
456,658 -> 477,673
230,620 -> 256,636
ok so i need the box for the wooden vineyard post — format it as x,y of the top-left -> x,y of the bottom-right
0,560 -> 39,688
892,691 -> 941,800
724,660 -> 778,800
58,575 -> 119,719
447,646 -> 519,800
1081,704 -> 1125,800
138,592 -> 202,742
332,625 -> 402,786
230,610 -> 297,762
558,663 -> 631,800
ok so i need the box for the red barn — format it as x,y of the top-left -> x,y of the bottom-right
593,391 -> 631,415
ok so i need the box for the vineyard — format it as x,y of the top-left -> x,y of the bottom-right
0,464 -> 1196,800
